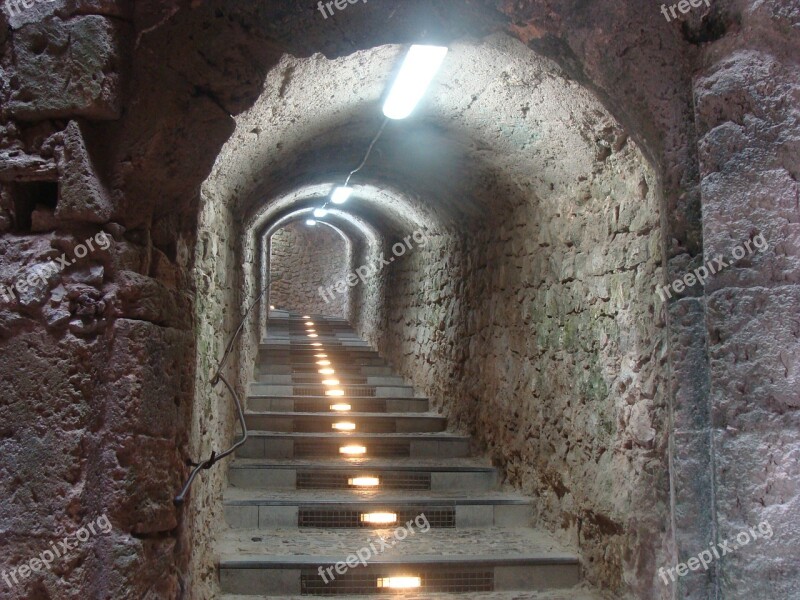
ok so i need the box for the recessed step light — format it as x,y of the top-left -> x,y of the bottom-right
377,576 -> 422,589
348,476 -> 379,487
319,368 -> 335,375
332,421 -> 355,431
330,403 -> 351,412
339,445 -> 366,455
361,512 -> 397,525
326,389 -> 345,397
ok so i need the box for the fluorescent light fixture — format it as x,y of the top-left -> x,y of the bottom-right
306,219 -> 317,226
330,403 -> 351,411
331,186 -> 353,204
361,512 -> 397,525
313,208 -> 328,218
333,421 -> 356,431
319,368 -> 335,375
383,45 -> 448,120
326,389 -> 346,397
340,445 -> 366,455
377,576 -> 421,589
349,476 -> 380,487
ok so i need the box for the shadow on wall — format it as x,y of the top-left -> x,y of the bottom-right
269,221 -> 350,317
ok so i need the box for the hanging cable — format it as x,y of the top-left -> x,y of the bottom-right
173,286 -> 267,506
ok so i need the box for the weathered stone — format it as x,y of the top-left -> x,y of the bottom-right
7,16 -> 125,120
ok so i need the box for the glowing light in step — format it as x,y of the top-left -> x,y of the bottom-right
319,368 -> 335,375
270,305 -> 275,310
306,321 -> 315,326
361,512 -> 397,525
377,576 -> 421,589
326,389 -> 345,397
330,403 -> 351,412
322,379 -> 340,386
332,421 -> 356,431
311,343 -> 322,347
313,208 -> 328,218
306,219 -> 317,226
307,334 -> 318,338
315,353 -> 328,358
302,315 -> 311,319
340,445 -> 366,455
349,476 -> 380,487
317,360 -> 331,366
382,45 -> 449,120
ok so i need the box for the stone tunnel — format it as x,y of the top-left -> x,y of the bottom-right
0,1 -> 797,599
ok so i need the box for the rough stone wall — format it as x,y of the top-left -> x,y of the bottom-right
269,221 -> 349,318
688,3 -> 800,598
373,138 -> 666,597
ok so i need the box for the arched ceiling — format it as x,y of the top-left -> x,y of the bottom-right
205,33 -> 628,244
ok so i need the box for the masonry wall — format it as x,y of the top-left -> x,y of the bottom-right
368,137 -> 667,598
269,221 -> 349,318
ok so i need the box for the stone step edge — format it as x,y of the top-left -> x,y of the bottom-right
229,463 -> 496,473
239,431 -> 466,439
218,554 -> 580,568
223,496 -> 531,507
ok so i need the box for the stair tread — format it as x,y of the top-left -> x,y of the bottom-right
221,587 -> 607,600
224,488 -> 530,504
241,431 -> 468,439
217,527 -> 576,563
243,411 -> 441,417
230,457 -> 493,470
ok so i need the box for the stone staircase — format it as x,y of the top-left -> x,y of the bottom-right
217,311 -> 587,599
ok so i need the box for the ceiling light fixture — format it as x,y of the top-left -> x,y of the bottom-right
331,186 -> 353,204
383,45 -> 449,120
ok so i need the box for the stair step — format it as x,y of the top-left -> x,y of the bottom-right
217,528 -> 580,596
237,432 -> 468,459
228,458 -> 498,491
257,364 -> 394,376
246,397 -> 429,414
224,489 -> 531,529
243,412 -> 445,433
249,383 -> 416,398
220,587 -> 604,600
253,374 -> 407,386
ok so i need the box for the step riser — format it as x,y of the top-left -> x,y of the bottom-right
253,375 -> 407,386
219,564 -> 581,596
246,398 -> 430,413
228,469 -> 498,491
224,504 -> 530,529
256,365 -> 394,376
242,415 -> 445,434
237,438 -> 469,459
249,384 -> 416,398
